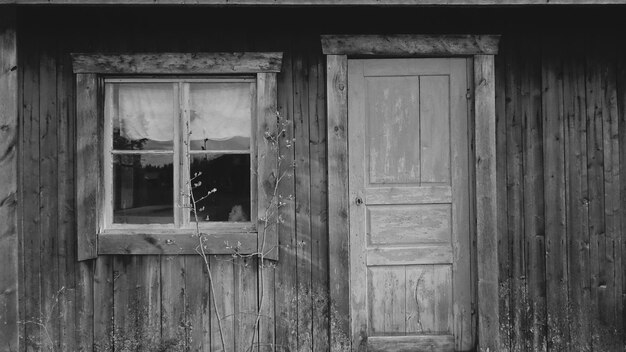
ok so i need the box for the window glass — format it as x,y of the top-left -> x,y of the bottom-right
189,83 -> 251,151
190,154 -> 251,222
112,83 -> 175,151
113,154 -> 174,224
105,79 -> 254,228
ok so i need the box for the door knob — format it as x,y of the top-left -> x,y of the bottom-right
355,197 -> 363,206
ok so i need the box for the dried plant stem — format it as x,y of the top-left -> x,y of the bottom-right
189,112 -> 290,352
189,178 -> 227,352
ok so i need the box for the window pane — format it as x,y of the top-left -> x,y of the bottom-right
189,83 -> 252,151
190,154 -> 251,222
111,83 -> 175,151
113,154 -> 174,224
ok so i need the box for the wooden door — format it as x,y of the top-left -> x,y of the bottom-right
348,58 -> 473,351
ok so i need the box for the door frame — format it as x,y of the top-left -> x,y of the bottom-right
322,34 -> 500,351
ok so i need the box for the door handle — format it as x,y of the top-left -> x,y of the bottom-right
355,197 -> 363,206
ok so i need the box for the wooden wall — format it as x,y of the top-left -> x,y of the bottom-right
13,6 -> 626,352
17,9 -> 330,352
496,34 -> 626,351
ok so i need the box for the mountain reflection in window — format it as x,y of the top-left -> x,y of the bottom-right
107,79 -> 253,226
189,83 -> 251,151
189,82 -> 252,222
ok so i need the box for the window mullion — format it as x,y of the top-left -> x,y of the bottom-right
181,82 -> 191,226
103,83 -> 114,229
173,82 -> 181,228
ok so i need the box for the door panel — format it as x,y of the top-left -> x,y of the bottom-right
348,58 -> 473,351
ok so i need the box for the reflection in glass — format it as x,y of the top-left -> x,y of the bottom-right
110,83 -> 175,150
113,154 -> 174,224
190,154 -> 250,222
189,83 -> 252,151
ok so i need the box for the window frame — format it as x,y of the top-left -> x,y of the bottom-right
103,76 -> 257,232
72,52 -> 283,261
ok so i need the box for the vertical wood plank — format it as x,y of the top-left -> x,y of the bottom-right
210,257 -> 235,352
504,38 -> 529,352
76,261 -> 94,351
585,35 -> 607,350
39,34 -> 61,351
259,260 -> 275,352
494,39 -> 511,352
161,256 -> 187,351
326,54 -> 350,352
275,45 -> 299,352
257,72 -> 280,261
542,36 -> 570,352
0,8 -> 19,352
347,59 -> 366,350
599,40 -> 622,350
520,37 -> 547,352
113,256 -> 161,351
309,41 -> 330,352
93,257 -> 114,351
234,257 -> 258,352
474,54 -> 500,352
76,73 -> 99,261
616,39 -> 626,352
22,27 -> 42,352
563,36 -> 591,352
56,33 -> 78,352
256,71 -> 278,352
587,36 -> 623,350
293,43 -> 314,351
185,256 -> 211,352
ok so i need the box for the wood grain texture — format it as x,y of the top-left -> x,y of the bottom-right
293,42 -> 314,351
274,46 -> 298,351
616,40 -> 626,352
160,256 -> 186,350
504,38 -> 527,351
98,232 -> 262,256
39,38 -> 61,350
563,36 -> 590,352
76,73 -> 99,261
93,257 -> 114,350
56,33 -> 79,352
542,37 -> 570,352
474,54 -> 500,352
256,72 -> 280,260
321,34 -> 500,56
494,42 -> 511,352
326,54 -> 351,352
71,52 -> 283,74
0,8 -> 18,352
367,335 -> 454,352
21,27 -> 42,352
308,41 -> 330,352
210,257 -> 235,352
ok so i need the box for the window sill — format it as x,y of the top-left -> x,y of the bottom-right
97,230 -> 276,260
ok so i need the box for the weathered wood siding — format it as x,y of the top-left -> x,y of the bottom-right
496,33 -> 626,351
17,9 -> 330,352
14,6 -> 626,352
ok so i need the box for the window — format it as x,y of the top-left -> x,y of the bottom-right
72,53 -> 282,260
104,78 -> 255,228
